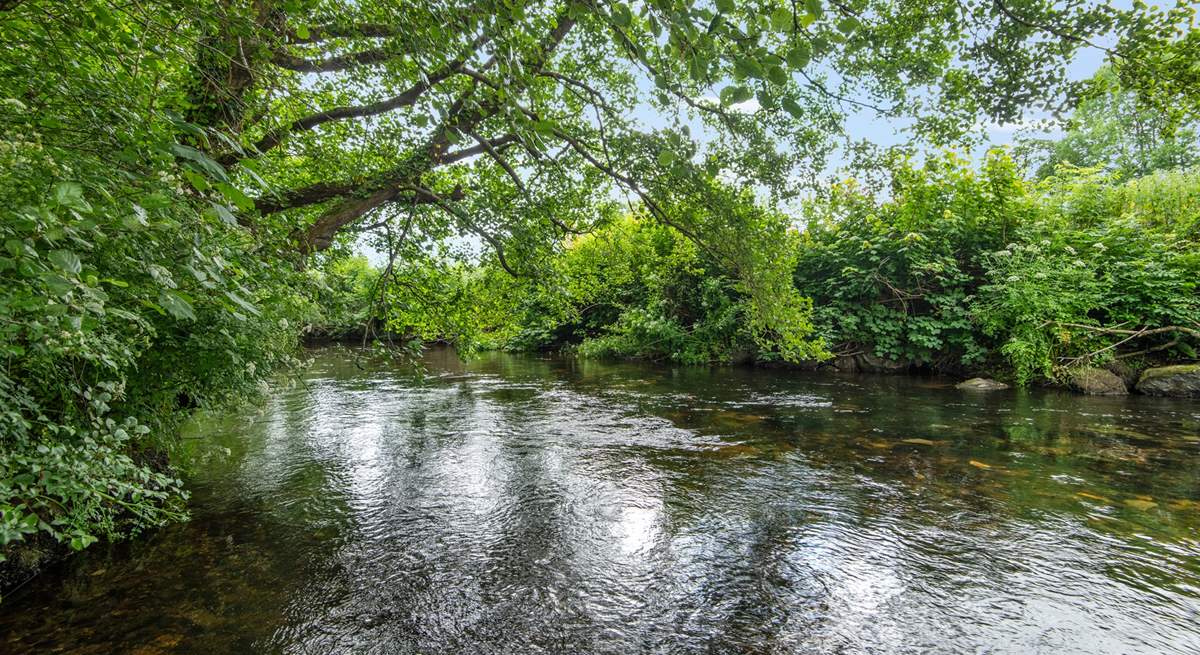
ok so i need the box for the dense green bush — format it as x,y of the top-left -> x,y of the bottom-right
495,152 -> 1199,383
489,184 -> 820,366
975,165 -> 1200,382
501,216 -> 760,364
0,8 -> 311,562
797,153 -> 1200,381
793,152 -> 1028,369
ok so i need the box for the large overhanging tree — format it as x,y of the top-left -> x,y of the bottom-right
3,0 -> 1195,354
168,0 -> 1190,246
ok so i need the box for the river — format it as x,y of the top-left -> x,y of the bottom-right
2,348 -> 1198,654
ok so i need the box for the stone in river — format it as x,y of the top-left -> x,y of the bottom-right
956,377 -> 1009,391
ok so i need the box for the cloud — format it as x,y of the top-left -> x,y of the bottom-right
695,96 -> 760,114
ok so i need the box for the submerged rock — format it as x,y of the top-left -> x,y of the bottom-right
832,354 -> 859,373
956,377 -> 1009,391
1068,367 -> 1128,395
856,353 -> 910,374
1136,364 -> 1200,398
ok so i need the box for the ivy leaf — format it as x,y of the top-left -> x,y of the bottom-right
158,290 -> 196,321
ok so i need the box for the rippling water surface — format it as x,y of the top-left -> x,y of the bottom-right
3,348 -> 1199,654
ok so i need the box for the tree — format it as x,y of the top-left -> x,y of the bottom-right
1020,68 -> 1200,180
161,0 -> 1188,247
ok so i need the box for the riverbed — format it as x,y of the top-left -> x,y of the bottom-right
2,348 -> 1198,653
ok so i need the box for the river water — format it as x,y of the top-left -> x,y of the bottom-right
2,348 -> 1199,654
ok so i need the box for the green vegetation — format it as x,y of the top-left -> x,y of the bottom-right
1019,69 -> 1200,180
481,153 -> 1200,383
0,0 -> 1197,581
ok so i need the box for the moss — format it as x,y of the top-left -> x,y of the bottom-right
1138,363 -> 1200,381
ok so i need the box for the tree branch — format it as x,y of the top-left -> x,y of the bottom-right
401,184 -> 521,276
298,13 -> 576,251
271,47 -> 397,73
230,33 -> 491,165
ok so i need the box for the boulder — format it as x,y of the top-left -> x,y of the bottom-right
956,377 -> 1009,391
1136,364 -> 1200,398
1104,360 -> 1140,389
1068,367 -> 1128,396
856,353 -> 910,374
832,354 -> 859,373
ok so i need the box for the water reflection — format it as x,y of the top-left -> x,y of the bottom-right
2,347 -> 1198,654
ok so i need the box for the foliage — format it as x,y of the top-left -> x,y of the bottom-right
794,152 -> 1028,368
975,165 -> 1200,382
1019,69 -> 1200,180
497,216 -> 751,363
307,256 -> 380,338
489,202 -> 819,365
793,152 -> 1200,382
0,2 -> 308,561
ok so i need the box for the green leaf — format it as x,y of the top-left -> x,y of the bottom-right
209,202 -> 238,226
181,169 -> 209,192
158,290 -> 196,321
170,143 -> 229,182
295,24 -> 310,40
657,149 -> 676,167
611,3 -> 632,27
53,182 -> 91,212
770,7 -> 792,31
734,57 -> 764,79
781,97 -> 805,119
786,43 -> 811,69
122,204 -> 149,230
224,290 -> 261,317
767,65 -> 789,85
720,85 -> 753,106
716,0 -> 735,13
43,273 -> 74,296
49,249 -> 81,275
215,182 -> 255,212
805,0 -> 823,19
